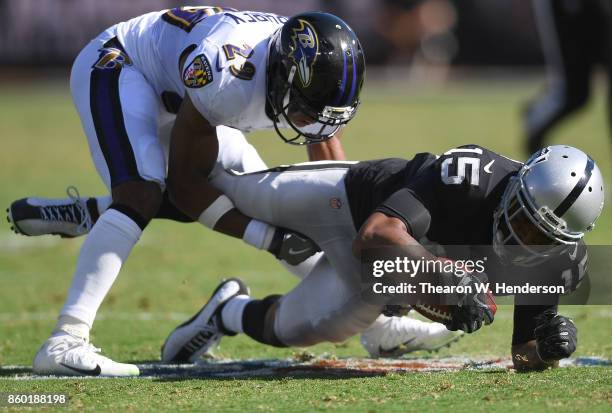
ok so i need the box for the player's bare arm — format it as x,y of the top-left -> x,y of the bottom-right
307,128 -> 346,161
168,97 -> 321,263
167,95 -> 250,238
353,210 -> 495,334
352,212 -> 433,259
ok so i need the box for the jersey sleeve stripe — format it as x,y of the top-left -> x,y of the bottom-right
346,41 -> 358,106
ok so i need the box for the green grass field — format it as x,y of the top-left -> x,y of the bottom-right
0,77 -> 611,412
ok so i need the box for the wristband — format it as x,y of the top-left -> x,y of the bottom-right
243,219 -> 277,250
198,195 -> 235,229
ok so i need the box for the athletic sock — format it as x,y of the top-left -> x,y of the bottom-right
241,295 -> 287,347
59,208 -> 142,327
220,295 -> 252,334
52,315 -> 90,340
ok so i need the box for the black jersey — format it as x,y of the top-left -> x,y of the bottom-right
345,143 -> 587,288
345,144 -> 522,243
344,144 -> 588,344
344,152 -> 437,233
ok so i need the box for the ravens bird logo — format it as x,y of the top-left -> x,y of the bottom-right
289,19 -> 319,87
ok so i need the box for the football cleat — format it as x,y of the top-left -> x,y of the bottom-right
361,315 -> 465,358
7,186 -> 96,238
161,278 -> 250,363
33,333 -> 139,377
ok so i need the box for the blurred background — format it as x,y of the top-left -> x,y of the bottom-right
0,0 -> 545,69
0,0 -> 611,365
2,0 -> 610,230
0,0 -> 610,235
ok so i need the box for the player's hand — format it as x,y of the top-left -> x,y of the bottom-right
447,272 -> 495,333
268,228 -> 321,265
534,311 -> 577,361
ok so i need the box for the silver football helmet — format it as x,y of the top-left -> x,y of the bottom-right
493,145 -> 604,267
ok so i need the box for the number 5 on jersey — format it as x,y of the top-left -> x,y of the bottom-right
440,148 -> 482,186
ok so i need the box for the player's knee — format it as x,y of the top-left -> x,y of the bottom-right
166,173 -> 192,214
318,320 -> 360,344
318,304 -> 382,344
110,180 -> 163,228
529,84 -> 589,123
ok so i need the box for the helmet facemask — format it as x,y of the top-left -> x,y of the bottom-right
266,15 -> 363,145
491,147 -> 598,266
493,176 -> 572,267
269,66 -> 354,145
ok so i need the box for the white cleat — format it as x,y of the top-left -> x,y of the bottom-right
161,278 -> 249,363
7,186 -> 95,238
361,315 -> 465,358
33,333 -> 139,377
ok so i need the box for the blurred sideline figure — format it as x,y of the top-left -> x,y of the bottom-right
524,0 -> 612,154
375,0 -> 458,84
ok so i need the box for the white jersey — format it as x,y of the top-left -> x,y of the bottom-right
113,7 -> 287,131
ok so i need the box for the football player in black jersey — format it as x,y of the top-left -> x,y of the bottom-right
162,144 -> 604,371
349,144 -> 601,370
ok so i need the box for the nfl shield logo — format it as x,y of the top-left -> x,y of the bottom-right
329,198 -> 342,209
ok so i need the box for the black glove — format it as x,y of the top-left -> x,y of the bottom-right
267,228 -> 320,266
447,272 -> 495,334
534,311 -> 577,361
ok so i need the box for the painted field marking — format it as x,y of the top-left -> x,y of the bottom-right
0,356 -> 609,381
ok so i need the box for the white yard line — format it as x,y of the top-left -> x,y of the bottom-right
0,230 -> 157,252
0,308 -> 611,323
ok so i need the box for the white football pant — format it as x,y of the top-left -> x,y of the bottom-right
211,163 -> 384,346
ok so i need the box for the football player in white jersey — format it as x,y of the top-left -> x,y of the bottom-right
9,6 -> 466,373
12,7 -> 368,377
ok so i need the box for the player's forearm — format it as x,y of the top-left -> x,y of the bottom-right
307,130 -> 346,161
167,95 -> 252,239
353,213 -> 436,261
512,340 -> 558,372
167,174 -> 251,239
166,129 -> 267,240
214,209 -> 252,238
